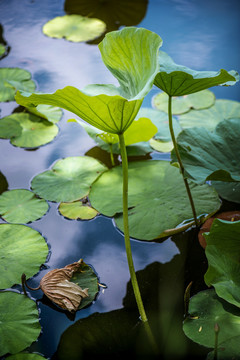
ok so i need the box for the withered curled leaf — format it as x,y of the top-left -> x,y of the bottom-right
39,259 -> 89,312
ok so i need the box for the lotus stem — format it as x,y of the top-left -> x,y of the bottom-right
168,95 -> 199,227
21,273 -> 41,292
214,323 -> 220,360
109,143 -> 115,167
184,281 -> 193,318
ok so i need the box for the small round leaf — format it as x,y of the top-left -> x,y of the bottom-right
59,201 -> 98,220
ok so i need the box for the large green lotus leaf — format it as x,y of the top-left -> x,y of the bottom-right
0,224 -> 49,288
212,181 -> 240,204
98,27 -> 163,100
26,104 -> 63,124
42,15 -> 106,42
172,118 -> 240,184
153,89 -> 215,115
204,219 -> 240,307
0,117 -> 22,138
154,51 -> 238,96
0,189 -> 49,224
179,99 -> 240,130
0,68 -> 36,102
2,113 -> 59,148
183,289 -> 240,356
31,156 -> 107,202
15,88 -> 142,134
59,201 -> 98,220
0,292 -> 41,356
89,160 -> 221,240
6,354 -> 47,360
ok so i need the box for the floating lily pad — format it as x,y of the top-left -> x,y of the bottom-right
6,354 -> 47,360
59,201 -> 98,220
0,291 -> 41,356
154,51 -> 238,96
0,223 -> 49,288
172,118 -> 240,184
26,104 -> 63,124
43,15 -> 106,42
0,117 -> 22,138
204,219 -> 240,307
212,181 -> 240,204
0,189 -> 49,224
2,113 -> 59,148
183,289 -> 240,357
0,68 -> 36,102
0,172 -> 8,195
89,160 -> 221,240
153,90 -> 215,115
31,156 -> 107,203
0,43 -> 6,56
179,99 -> 240,130
149,138 -> 174,153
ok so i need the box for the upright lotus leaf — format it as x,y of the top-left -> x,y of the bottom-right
204,219 -> 240,307
212,181 -> 240,204
0,223 -> 49,288
183,289 -> 240,357
0,189 -> 49,224
0,68 -> 36,102
171,119 -> 240,184
179,99 -> 240,130
153,89 -> 215,115
26,104 -> 63,124
89,160 -> 221,240
0,292 -> 41,356
31,156 -> 107,202
15,88 -> 142,134
98,27 -> 163,99
42,15 -> 106,42
154,51 -> 238,96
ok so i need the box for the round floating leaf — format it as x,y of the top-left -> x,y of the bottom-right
26,104 -> 63,124
172,118 -> 240,184
31,156 -> 107,203
43,15 -> 106,42
204,219 -> 240,307
0,172 -> 8,195
6,354 -> 47,360
149,138 -> 174,153
0,291 -> 41,356
0,117 -> 22,139
0,189 -> 49,224
183,289 -> 240,356
0,68 -> 36,102
154,51 -> 238,96
0,43 -> 6,56
0,223 -> 49,288
179,99 -> 240,130
89,160 -> 221,240
59,201 -> 98,220
212,181 -> 240,204
153,90 -> 215,115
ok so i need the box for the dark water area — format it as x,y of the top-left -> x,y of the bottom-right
0,0 -> 240,359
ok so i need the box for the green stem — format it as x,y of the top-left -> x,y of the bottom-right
168,95 -> 199,227
109,143 -> 115,167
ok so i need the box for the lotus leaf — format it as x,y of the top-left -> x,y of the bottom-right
0,189 -> 49,224
42,15 -> 106,42
0,117 -> 22,138
26,104 -> 63,124
0,172 -> 8,195
0,292 -> 41,356
153,89 -> 215,114
59,201 -> 98,220
179,99 -> 240,130
183,289 -> 240,357
172,118 -> 240,184
204,219 -> 240,307
89,160 -> 221,240
31,156 -> 107,202
0,68 -> 36,102
149,138 -> 174,153
2,113 -> 59,148
0,223 -> 48,288
6,354 -> 47,360
154,51 -> 238,96
212,181 -> 240,204
0,43 -> 6,56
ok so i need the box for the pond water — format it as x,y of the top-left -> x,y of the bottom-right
0,0 -> 240,359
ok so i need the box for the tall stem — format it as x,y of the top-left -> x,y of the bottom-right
168,95 -> 198,226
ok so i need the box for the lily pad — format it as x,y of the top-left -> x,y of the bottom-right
0,292 -> 41,356
172,118 -> 240,184
6,354 -> 47,360
149,138 -> 174,153
183,289 -> 240,356
2,113 -> 59,148
212,181 -> 240,204
153,90 -> 215,115
89,160 -> 221,240
204,219 -> 240,307
0,43 -> 6,57
26,104 -> 63,124
42,15 -> 106,42
0,117 -> 22,138
0,68 -> 36,102
179,99 -> 240,130
0,172 -> 8,195
0,223 -> 49,288
154,51 -> 238,96
0,189 -> 49,224
59,201 -> 98,220
31,156 -> 107,203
